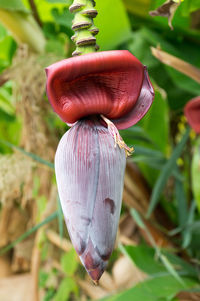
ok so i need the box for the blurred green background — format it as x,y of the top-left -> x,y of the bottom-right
0,0 -> 200,300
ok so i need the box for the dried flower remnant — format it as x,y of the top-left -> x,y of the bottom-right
149,0 -> 182,29
46,50 -> 154,281
184,96 -> 200,134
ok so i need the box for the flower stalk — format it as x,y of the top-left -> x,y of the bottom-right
69,0 -> 99,56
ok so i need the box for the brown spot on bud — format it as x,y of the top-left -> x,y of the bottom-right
104,198 -> 115,214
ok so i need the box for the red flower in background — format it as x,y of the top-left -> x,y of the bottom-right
46,50 -> 154,281
184,96 -> 200,134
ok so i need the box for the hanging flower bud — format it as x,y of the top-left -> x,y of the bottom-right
46,50 -> 154,282
55,118 -> 126,281
184,96 -> 200,134
46,50 -> 154,129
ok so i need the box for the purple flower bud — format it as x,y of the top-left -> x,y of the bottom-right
55,118 -> 126,281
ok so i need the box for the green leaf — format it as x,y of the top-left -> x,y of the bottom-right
139,87 -> 169,154
121,126 -> 155,146
122,245 -> 167,275
121,244 -> 198,280
130,208 -> 146,229
95,0 -> 132,50
159,254 -> 185,286
37,195 -> 47,221
101,275 -> 197,301
54,278 -> 78,301
181,0 -> 200,15
182,201 -> 196,248
175,176 -> 188,228
0,23 -> 7,40
0,36 -> 17,69
45,38 -> 65,56
61,248 -> 78,276
166,66 -> 200,96
39,270 -> 49,288
51,7 -> 73,27
123,0 -> 151,17
57,196 -> 64,239
0,0 -> 29,13
162,250 -> 197,278
147,127 -> 191,217
134,145 -> 164,158
31,0 -> 69,23
46,0 -> 72,3
0,211 -> 58,255
191,137 -> 200,212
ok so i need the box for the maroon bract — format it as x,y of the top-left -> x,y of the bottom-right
184,96 -> 200,134
46,50 -> 154,129
55,118 -> 126,281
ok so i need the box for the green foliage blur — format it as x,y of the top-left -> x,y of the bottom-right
0,0 -> 200,300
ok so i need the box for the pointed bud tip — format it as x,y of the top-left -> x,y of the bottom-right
79,238 -> 109,282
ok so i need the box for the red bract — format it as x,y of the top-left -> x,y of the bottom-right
46,50 -> 154,129
184,96 -> 200,134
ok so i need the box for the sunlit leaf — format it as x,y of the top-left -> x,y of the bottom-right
139,87 -> 169,154
101,275 -> 197,301
61,248 -> 78,276
54,278 -> 78,301
95,0 -> 131,50
191,137 -> 200,212
121,245 -> 167,275
0,0 -> 29,13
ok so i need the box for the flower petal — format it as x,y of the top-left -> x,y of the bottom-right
55,119 -> 126,281
111,66 -> 154,129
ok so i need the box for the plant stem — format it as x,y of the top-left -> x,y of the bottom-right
69,0 -> 99,56
28,0 -> 42,28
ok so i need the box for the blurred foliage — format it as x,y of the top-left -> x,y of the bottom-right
0,0 -> 200,300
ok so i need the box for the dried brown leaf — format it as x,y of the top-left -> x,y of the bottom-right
123,161 -> 151,215
112,256 -> 147,289
11,239 -> 33,273
98,271 -> 116,292
0,273 -> 34,301
149,0 -> 181,29
151,47 -> 200,84
46,229 -> 72,252
119,214 -> 137,238
0,254 -> 12,278
177,292 -> 200,301
78,279 -> 108,300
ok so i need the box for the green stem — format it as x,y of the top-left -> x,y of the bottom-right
69,0 -> 99,56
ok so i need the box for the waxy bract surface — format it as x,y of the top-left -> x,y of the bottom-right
55,119 -> 126,281
46,50 -> 154,129
184,96 -> 200,134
